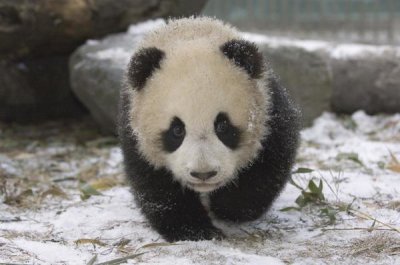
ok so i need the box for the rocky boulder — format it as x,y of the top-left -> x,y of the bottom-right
69,27 -> 148,133
0,56 -> 84,122
0,0 -> 207,61
258,45 -> 331,126
247,34 -> 400,124
0,0 -> 207,122
331,50 -> 400,114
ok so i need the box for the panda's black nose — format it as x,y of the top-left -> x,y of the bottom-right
190,171 -> 217,181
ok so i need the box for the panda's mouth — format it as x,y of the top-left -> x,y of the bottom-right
186,181 -> 222,192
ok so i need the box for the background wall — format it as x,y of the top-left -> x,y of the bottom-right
203,0 -> 400,45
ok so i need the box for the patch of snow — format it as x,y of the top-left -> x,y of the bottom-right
86,39 -> 100,46
242,32 -> 400,59
0,219 -> 50,234
0,155 -> 19,176
220,249 -> 285,265
330,43 -> 396,59
128,19 -> 165,36
12,239 -> 91,264
242,33 -> 328,52
90,47 -> 131,61
107,147 -> 123,168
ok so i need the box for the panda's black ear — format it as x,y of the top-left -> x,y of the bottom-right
128,47 -> 165,90
220,39 -> 264,79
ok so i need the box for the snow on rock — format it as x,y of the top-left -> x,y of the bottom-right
243,32 -> 400,59
1,112 -> 400,264
242,33 -> 330,53
89,48 -> 131,61
128,19 -> 166,35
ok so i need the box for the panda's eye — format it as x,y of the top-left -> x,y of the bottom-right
161,117 -> 185,153
214,112 -> 241,150
216,120 -> 228,134
173,125 -> 185,138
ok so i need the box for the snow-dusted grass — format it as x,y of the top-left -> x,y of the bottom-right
1,111 -> 399,265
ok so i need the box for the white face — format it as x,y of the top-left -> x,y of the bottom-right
128,41 -> 270,193
163,113 -> 242,193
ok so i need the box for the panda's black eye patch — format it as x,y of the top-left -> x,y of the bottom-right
162,117 -> 185,153
214,113 -> 241,150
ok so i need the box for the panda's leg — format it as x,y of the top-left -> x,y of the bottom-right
210,79 -> 299,223
208,123 -> 295,223
134,177 -> 224,242
208,170 -> 288,222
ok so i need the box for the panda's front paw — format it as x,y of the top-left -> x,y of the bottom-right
204,226 -> 225,241
163,226 -> 225,242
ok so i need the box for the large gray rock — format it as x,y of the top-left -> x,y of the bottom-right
0,0 -> 207,123
259,46 -> 331,126
0,0 -> 207,61
0,56 -> 85,122
247,35 -> 400,124
331,52 -> 400,114
70,21 -> 400,134
70,29 -> 144,133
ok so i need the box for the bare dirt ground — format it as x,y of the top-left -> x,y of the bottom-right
1,111 -> 399,265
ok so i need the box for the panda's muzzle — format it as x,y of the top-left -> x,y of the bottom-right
190,170 -> 217,181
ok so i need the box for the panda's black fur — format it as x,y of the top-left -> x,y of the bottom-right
221,39 -> 265,79
118,18 -> 300,242
209,76 -> 300,222
127,47 -> 165,91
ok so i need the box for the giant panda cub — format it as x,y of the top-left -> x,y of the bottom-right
119,17 -> 300,242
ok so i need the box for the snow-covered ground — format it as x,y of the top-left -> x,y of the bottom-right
1,111 -> 399,265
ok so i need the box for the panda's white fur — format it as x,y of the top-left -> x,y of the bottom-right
126,17 -> 271,192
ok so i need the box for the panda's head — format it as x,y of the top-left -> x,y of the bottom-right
125,18 -> 271,193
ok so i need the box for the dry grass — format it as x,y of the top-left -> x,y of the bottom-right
349,233 -> 400,258
388,201 -> 400,211
388,152 -> 400,173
